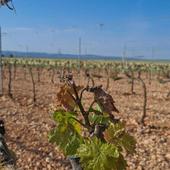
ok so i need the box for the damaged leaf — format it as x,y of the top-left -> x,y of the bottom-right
90,86 -> 119,117
57,84 -> 83,111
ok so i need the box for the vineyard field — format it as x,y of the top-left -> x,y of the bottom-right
0,58 -> 169,169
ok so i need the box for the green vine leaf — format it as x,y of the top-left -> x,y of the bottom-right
104,122 -> 136,154
49,110 -> 83,155
77,138 -> 126,170
89,114 -> 110,125
52,109 -> 81,134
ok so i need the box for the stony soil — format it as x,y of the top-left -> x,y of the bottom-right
0,66 -> 169,170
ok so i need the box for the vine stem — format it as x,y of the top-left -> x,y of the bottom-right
67,80 -> 92,132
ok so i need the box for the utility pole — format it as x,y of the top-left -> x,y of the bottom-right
78,37 -> 81,71
0,26 -> 3,96
77,37 -> 82,83
151,47 -> 155,60
122,41 -> 136,68
79,37 -> 81,59
122,44 -> 127,68
26,45 -> 29,58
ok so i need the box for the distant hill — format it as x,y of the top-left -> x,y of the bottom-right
1,50 -> 170,62
1,50 -> 125,60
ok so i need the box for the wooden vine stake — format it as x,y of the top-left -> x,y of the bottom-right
29,67 -> 36,104
8,63 -> 13,98
137,76 -> 147,126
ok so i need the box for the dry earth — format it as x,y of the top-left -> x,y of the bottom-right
0,66 -> 169,170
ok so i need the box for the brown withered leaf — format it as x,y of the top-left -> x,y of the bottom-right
57,84 -> 83,111
92,86 -> 119,115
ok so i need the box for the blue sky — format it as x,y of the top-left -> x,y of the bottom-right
0,0 -> 170,59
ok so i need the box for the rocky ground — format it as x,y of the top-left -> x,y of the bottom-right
0,67 -> 169,170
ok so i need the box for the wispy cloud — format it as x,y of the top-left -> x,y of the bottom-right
4,27 -> 34,33
14,27 -> 34,31
62,27 -> 80,33
49,25 -> 83,34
